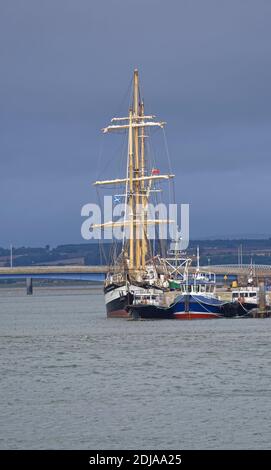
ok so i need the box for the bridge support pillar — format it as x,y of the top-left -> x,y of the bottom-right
26,277 -> 33,295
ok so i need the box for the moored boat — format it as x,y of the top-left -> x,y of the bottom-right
231,286 -> 270,315
127,246 -> 249,320
128,278 -> 231,320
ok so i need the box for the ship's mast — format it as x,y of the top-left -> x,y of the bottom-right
140,100 -> 146,270
93,69 -> 174,276
128,107 -> 134,269
133,70 -> 141,270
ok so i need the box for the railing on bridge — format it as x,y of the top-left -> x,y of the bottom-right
201,264 -> 271,275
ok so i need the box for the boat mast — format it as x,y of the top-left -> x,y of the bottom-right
128,107 -> 134,269
93,69 -> 174,275
133,69 -> 141,270
140,100 -> 146,270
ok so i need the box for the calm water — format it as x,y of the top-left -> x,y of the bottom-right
0,286 -> 271,450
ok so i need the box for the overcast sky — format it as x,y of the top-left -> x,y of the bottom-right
0,0 -> 271,247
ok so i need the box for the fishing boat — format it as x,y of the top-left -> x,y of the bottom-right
230,261 -> 269,315
128,243 -> 234,319
231,286 -> 270,313
128,273 -> 250,320
93,69 -> 174,317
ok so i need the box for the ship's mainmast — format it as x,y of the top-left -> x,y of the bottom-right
93,69 -> 174,273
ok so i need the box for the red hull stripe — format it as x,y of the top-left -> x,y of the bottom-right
174,312 -> 220,320
107,309 -> 130,318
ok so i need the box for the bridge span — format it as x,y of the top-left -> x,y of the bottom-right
0,265 -> 107,282
0,266 -> 106,293
1,264 -> 271,294
1,264 -> 271,280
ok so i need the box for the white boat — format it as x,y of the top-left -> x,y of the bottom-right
231,286 -> 269,309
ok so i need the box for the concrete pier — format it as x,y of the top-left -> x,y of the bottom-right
26,277 -> 33,295
258,281 -> 266,313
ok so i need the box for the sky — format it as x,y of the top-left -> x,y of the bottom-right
0,0 -> 271,247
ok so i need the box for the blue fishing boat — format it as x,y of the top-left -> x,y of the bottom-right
128,246 -> 243,319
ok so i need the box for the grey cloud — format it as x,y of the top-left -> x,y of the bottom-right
0,0 -> 270,245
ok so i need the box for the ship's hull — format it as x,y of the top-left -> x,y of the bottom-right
104,284 -> 132,318
220,300 -> 256,317
171,295 -> 224,319
128,294 -> 249,320
104,283 -> 163,318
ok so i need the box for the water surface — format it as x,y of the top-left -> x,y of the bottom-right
0,286 -> 270,449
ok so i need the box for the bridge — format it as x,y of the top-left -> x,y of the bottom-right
1,264 -> 271,294
201,264 -> 271,277
0,266 -> 107,294
1,264 -> 271,279
0,265 -> 107,280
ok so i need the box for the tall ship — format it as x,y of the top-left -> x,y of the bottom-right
93,69 -> 173,317
92,69 -> 249,320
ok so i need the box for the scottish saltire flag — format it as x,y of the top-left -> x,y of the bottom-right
113,195 -> 121,204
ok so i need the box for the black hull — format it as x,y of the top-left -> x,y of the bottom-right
221,301 -> 255,318
104,283 -> 163,318
106,295 -> 132,318
130,304 -> 174,320
104,284 -> 133,318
